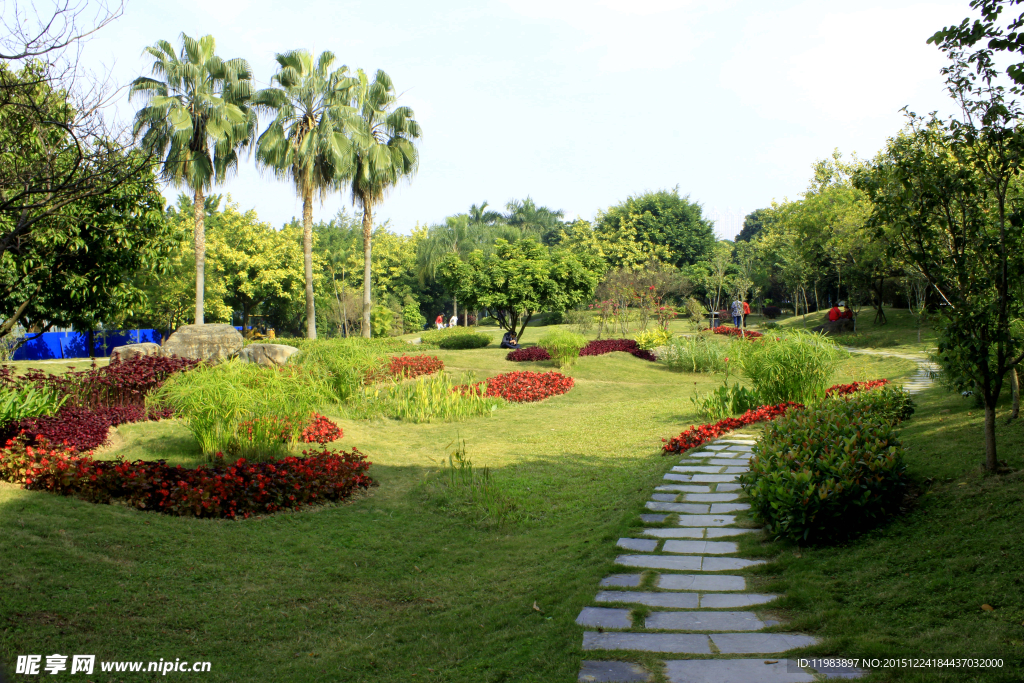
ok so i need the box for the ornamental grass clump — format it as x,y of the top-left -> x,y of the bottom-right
661,334 -> 728,373
356,373 -> 503,423
740,392 -> 909,543
733,330 -> 846,405
292,338 -> 389,402
149,361 -> 329,459
538,330 -> 587,368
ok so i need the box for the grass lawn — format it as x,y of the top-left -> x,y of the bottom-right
2,328 -> 1021,682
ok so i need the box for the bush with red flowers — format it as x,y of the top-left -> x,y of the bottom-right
479,371 -> 574,403
388,354 -> 444,380
711,326 -> 763,339
506,347 -> 552,362
0,415 -> 372,519
824,379 -> 889,397
579,339 -> 657,362
661,402 -> 804,453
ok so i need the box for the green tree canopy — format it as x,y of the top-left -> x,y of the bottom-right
594,188 -> 715,269
437,238 -> 601,341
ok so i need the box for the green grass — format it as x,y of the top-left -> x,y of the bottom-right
761,307 -> 939,355
5,331 -> 1019,682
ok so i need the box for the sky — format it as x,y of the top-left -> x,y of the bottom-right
74,0 -> 972,239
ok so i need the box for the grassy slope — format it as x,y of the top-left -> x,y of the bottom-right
4,325 -> 1020,681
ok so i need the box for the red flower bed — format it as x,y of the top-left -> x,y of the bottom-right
711,326 -> 763,339
506,347 -> 552,362
661,402 -> 804,453
661,378 -> 896,454
482,371 -> 574,402
300,413 -> 343,443
825,379 -> 889,397
0,416 -> 372,519
580,339 -> 657,362
387,354 -> 444,379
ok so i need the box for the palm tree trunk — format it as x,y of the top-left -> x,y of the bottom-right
302,190 -> 317,339
361,202 -> 373,338
194,186 -> 205,325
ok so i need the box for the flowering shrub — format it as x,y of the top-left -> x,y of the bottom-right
480,371 -> 574,403
580,339 -> 656,362
301,413 -> 343,443
0,415 -> 373,519
506,347 -> 552,362
711,326 -> 763,339
825,379 -> 889,396
662,402 -> 803,453
741,392 -> 908,543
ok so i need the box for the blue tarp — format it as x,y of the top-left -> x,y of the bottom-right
12,329 -> 162,361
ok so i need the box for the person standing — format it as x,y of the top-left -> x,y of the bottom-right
435,314 -> 445,330
742,300 -> 751,327
730,299 -> 743,327
449,313 -> 458,328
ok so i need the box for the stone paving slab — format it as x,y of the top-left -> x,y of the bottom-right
705,527 -> 756,538
615,554 -> 702,571
651,493 -> 679,502
707,459 -> 748,467
701,593 -> 777,608
672,466 -> 725,473
675,514 -> 736,526
716,439 -> 756,445
655,485 -> 711,493
723,467 -> 749,474
710,503 -> 751,513
702,445 -> 729,450
646,502 -> 710,514
692,474 -> 739,482
577,606 -> 633,629
715,483 -> 742,492
710,632 -> 818,654
583,632 -> 711,654
663,659 -> 815,683
643,527 -> 705,538
683,493 -> 739,502
662,540 -> 739,555
640,514 -> 668,523
663,473 -> 694,482
646,610 -> 765,631
600,574 -> 642,587
687,451 -> 720,457
578,660 -> 653,682
596,590 -> 699,608
617,538 -> 660,552
657,574 -> 746,591
701,557 -> 765,571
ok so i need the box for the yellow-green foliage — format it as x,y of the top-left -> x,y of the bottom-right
634,327 -> 672,350
354,373 -> 503,423
733,330 -> 846,404
538,329 -> 587,368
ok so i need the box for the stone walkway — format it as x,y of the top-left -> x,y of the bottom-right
577,434 -> 865,682
842,347 -> 938,395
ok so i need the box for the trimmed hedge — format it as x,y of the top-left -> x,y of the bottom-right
420,328 -> 491,350
740,388 -> 911,543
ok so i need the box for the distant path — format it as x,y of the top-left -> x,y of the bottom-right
842,347 -> 938,395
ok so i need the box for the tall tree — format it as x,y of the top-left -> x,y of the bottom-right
344,69 -> 421,338
255,49 -> 354,340
505,196 -> 564,245
130,33 -> 255,325
595,188 -> 715,268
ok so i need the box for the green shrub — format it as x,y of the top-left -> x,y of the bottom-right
733,330 -> 846,404
354,373 -> 503,422
563,308 -> 595,335
691,383 -> 760,420
420,328 -> 491,350
835,384 -> 915,425
760,321 -> 780,330
634,327 -> 672,351
0,385 -> 67,424
538,329 -> 587,368
403,301 -> 426,332
740,394 -> 909,543
150,361 -> 328,460
371,305 -> 395,338
660,334 -> 727,373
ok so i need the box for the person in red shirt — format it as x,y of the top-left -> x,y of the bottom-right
828,304 -> 841,322
840,302 -> 854,319
742,301 -> 751,327
435,314 -> 445,330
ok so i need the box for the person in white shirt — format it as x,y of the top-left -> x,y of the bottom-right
449,314 -> 458,327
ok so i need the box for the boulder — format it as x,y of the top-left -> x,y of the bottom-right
238,343 -> 300,367
163,324 -> 243,362
810,317 -> 856,335
110,342 -> 163,362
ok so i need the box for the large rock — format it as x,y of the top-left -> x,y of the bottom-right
238,343 -> 300,367
162,324 -> 243,362
810,317 -> 856,335
110,342 -> 163,362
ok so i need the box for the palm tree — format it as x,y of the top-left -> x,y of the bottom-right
345,69 -> 421,337
506,196 -> 564,245
130,34 -> 255,325
254,50 -> 355,339
468,201 -> 503,226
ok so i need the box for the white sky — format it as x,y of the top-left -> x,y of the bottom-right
76,0 -> 970,238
